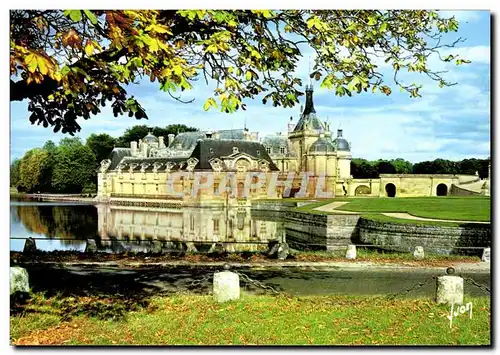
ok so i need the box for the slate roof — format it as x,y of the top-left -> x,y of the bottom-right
261,134 -> 297,157
143,133 -> 159,143
309,136 -> 336,153
190,139 -> 279,171
332,129 -> 350,151
293,85 -> 326,133
169,131 -> 206,150
108,148 -> 132,170
216,129 -> 245,140
107,139 -> 279,172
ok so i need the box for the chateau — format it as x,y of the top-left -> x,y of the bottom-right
97,86 -> 489,204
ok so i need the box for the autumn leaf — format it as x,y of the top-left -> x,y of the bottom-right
24,53 -> 38,73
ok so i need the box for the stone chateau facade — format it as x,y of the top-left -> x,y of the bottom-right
97,85 -> 488,204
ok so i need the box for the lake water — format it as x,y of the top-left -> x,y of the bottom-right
11,198 -> 490,298
10,199 -> 285,253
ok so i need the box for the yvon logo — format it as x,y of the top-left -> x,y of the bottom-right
447,302 -> 473,328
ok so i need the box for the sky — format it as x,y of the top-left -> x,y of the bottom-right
9,10 -> 491,164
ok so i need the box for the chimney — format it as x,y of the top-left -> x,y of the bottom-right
167,134 -> 175,147
337,129 -> 343,138
158,136 -> 165,148
131,141 -> 137,156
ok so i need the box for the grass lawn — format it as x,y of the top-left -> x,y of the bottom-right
295,197 -> 490,224
11,293 -> 490,345
358,213 -> 489,228
334,197 -> 490,222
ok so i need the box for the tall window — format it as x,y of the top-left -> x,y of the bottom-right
190,215 -> 195,231
214,182 -> 219,194
266,147 -> 272,154
280,147 -> 285,154
213,219 -> 219,232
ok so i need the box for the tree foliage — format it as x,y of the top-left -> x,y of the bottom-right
86,133 -> 116,164
11,10 -> 468,134
389,158 -> 413,174
10,159 -> 21,188
18,148 -> 50,192
52,137 -> 96,192
351,158 -> 379,179
115,124 -> 198,147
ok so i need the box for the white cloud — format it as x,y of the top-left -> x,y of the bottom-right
438,10 -> 483,23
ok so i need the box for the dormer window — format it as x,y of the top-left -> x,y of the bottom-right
256,150 -> 260,156
209,148 -> 214,154
232,147 -> 239,154
280,147 -> 285,155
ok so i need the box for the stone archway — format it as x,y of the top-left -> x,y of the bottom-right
355,185 -> 371,196
436,183 -> 448,196
385,183 -> 396,197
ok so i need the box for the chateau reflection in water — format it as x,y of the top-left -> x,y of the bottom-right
11,201 -> 283,253
97,205 -> 283,253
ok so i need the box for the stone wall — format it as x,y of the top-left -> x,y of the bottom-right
250,200 -> 299,211
285,211 -> 360,251
450,184 -> 482,196
357,218 -> 491,255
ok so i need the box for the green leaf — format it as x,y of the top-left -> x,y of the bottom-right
67,10 -> 82,22
456,59 -> 472,65
380,22 -> 388,32
83,10 -> 98,24
61,65 -> 71,75
367,16 -> 377,26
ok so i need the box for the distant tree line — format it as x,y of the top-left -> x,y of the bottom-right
10,124 -> 198,194
351,158 -> 490,179
11,124 -> 489,194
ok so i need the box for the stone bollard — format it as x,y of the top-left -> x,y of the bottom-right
208,243 -> 225,255
213,271 -> 240,303
413,246 -> 425,260
436,275 -> 464,305
85,239 -> 97,253
277,242 -> 290,260
267,240 -> 280,257
186,242 -> 198,253
481,248 -> 490,262
345,245 -> 357,260
23,237 -> 37,254
151,240 -> 163,254
10,267 -> 30,295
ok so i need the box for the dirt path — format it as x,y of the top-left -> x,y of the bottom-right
313,201 -> 357,213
